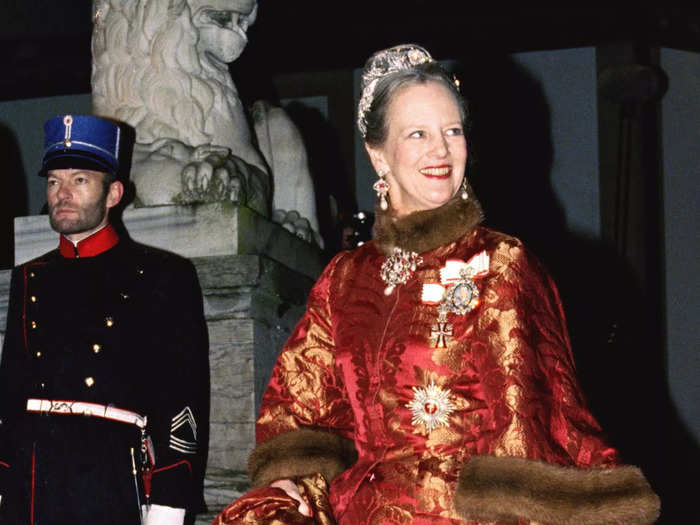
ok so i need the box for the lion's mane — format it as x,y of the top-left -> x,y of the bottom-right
92,0 -> 242,148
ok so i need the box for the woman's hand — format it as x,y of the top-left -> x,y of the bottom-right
270,478 -> 312,517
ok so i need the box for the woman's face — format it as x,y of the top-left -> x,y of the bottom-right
366,81 -> 467,216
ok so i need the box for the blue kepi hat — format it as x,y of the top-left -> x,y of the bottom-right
40,115 -> 120,176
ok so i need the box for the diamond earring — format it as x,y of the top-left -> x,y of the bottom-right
374,171 -> 390,210
460,177 -> 469,201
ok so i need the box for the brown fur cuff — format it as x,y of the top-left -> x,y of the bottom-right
455,455 -> 660,525
248,429 -> 357,488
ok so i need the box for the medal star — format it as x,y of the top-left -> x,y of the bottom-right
406,382 -> 456,432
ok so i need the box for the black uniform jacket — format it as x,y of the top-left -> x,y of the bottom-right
0,225 -> 209,523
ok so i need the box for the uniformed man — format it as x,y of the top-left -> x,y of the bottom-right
0,115 -> 210,524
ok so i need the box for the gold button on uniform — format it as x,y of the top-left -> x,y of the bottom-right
35,351 -> 42,358
85,377 -> 95,387
30,296 -> 37,303
105,317 -> 114,327
92,344 -> 102,354
30,321 -> 37,329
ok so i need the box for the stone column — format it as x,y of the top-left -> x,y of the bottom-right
195,253 -> 315,520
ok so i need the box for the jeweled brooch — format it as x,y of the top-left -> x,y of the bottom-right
380,247 -> 423,295
443,271 -> 480,315
406,382 -> 456,432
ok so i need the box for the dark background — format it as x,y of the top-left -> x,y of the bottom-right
1,3 -> 698,523
1,4 -> 699,100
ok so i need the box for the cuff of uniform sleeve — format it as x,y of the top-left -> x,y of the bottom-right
248,428 -> 357,488
143,504 -> 186,525
148,460 -> 193,510
455,455 -> 660,525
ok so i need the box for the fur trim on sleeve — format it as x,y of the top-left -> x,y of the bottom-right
455,455 -> 660,525
248,429 -> 357,488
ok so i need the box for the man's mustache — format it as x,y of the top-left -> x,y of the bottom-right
50,201 -> 78,213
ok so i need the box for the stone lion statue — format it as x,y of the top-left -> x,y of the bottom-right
91,0 -> 321,244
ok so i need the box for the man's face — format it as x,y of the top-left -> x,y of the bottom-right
46,169 -> 112,239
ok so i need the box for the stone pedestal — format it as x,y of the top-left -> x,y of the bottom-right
195,252 -> 315,521
1,204 -> 323,523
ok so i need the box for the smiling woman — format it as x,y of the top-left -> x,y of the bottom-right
364,81 -> 467,216
211,44 -> 659,525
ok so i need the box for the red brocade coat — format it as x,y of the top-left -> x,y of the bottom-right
214,198 -> 659,525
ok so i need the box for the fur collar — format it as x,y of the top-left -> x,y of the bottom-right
372,184 -> 484,256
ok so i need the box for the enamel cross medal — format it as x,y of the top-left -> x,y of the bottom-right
430,304 -> 453,349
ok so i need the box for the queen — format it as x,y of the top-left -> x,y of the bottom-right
211,44 -> 659,525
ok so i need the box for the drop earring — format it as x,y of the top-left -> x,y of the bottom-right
374,171 -> 390,210
460,177 -> 469,201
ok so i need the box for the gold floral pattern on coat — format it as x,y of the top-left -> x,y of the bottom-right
221,227 -> 620,525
